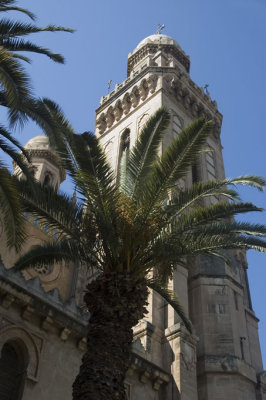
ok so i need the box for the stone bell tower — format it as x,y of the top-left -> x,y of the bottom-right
95,34 -> 266,400
14,135 -> 65,190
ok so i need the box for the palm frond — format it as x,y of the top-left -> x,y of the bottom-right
16,178 -> 88,241
190,221 -> 266,237
0,136 -> 34,181
0,48 -> 30,107
165,176 -> 266,221
0,163 -> 25,250
0,20 -> 74,39
0,123 -> 29,159
9,52 -> 31,63
13,240 -> 94,272
122,108 -> 170,198
140,118 -> 214,219
170,202 -> 263,234
179,233 -> 266,255
0,0 -> 36,20
147,278 -> 192,332
2,38 -> 65,63
119,148 -> 130,192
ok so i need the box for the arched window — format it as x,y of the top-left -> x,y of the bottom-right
117,128 -> 130,181
43,171 -> 53,188
205,147 -> 216,180
172,114 -> 182,136
120,128 -> 130,153
0,341 -> 28,400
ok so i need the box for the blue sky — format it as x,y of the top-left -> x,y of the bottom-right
4,0 -> 266,365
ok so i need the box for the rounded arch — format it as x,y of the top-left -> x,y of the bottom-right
0,326 -> 40,381
137,112 -> 149,137
0,339 -> 28,399
117,127 -> 131,180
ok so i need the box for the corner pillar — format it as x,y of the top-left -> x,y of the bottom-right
164,323 -> 198,400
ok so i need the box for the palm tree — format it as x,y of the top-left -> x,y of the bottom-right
14,107 -> 266,400
0,0 -> 73,250
0,0 -> 73,114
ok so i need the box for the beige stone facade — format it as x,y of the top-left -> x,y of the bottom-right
0,33 -> 265,400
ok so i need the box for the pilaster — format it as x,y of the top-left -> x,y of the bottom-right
163,323 -> 198,400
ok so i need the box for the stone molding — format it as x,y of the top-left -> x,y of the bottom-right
0,261 -> 88,345
96,64 -> 222,139
96,74 -> 158,135
164,322 -> 198,344
133,320 -> 163,355
197,354 -> 258,383
127,43 -> 190,76
163,71 -> 222,138
257,371 -> 266,396
128,352 -> 170,391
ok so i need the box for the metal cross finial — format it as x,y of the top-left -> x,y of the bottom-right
156,24 -> 165,34
204,84 -> 209,94
107,79 -> 112,93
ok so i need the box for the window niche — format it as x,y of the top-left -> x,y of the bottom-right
205,146 -> 216,181
172,114 -> 182,136
0,340 -> 28,400
117,128 -> 130,179
43,171 -> 53,188
192,159 -> 201,184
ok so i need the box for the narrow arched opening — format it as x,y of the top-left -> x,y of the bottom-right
0,340 -> 28,400
117,128 -> 130,181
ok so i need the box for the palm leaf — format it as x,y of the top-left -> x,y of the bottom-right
0,0 -> 36,20
16,178 -> 90,241
0,48 -> 30,107
165,176 -> 266,221
0,163 -> 25,250
2,38 -> 66,63
170,202 -> 263,235
147,278 -> 192,332
140,118 -> 214,219
122,108 -> 170,198
0,20 -> 74,38
13,240 -> 95,272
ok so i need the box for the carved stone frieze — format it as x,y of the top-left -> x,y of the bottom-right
106,106 -> 115,128
96,75 -> 159,135
114,100 -> 123,121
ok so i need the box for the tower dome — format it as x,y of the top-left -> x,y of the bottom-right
127,33 -> 190,77
24,135 -> 53,151
136,34 -> 181,50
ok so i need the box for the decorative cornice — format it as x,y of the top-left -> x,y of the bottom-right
189,272 -> 244,291
96,73 -> 158,135
128,352 -> 170,391
163,71 -> 222,139
127,43 -> 190,76
0,260 -> 88,340
96,65 -> 222,138
197,354 -> 258,384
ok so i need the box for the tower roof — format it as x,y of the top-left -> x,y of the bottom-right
136,34 -> 181,50
24,135 -> 53,151
127,33 -> 190,76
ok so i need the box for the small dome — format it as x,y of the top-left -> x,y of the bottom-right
136,34 -> 181,50
24,135 -> 52,151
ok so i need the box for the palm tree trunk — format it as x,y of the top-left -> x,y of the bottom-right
72,272 -> 148,400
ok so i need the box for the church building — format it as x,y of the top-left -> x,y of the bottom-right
0,33 -> 265,400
